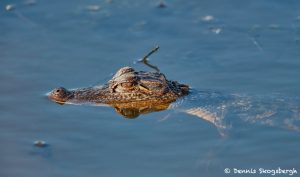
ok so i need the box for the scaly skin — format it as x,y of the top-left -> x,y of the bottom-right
48,67 -> 189,105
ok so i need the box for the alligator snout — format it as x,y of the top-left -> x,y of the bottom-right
48,87 -> 74,103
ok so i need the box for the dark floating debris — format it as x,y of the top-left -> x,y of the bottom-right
157,0 -> 167,8
34,140 -> 48,148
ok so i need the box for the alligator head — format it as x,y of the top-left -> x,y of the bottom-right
48,66 -> 189,118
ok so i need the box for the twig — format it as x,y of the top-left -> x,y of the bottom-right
141,46 -> 160,62
138,46 -> 160,72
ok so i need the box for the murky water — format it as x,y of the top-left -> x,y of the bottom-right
1,0 -> 300,176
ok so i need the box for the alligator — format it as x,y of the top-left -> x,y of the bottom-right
48,48 -> 300,135
48,66 -> 189,117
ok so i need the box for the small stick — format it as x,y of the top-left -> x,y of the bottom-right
141,46 -> 160,62
138,46 -> 160,72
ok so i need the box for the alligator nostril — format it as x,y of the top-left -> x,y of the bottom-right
56,89 -> 60,93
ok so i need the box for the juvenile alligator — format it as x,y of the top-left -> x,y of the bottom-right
48,49 -> 300,135
49,46 -> 188,106
48,66 -> 189,118
49,47 -> 189,118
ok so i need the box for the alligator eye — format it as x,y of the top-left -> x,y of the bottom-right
52,87 -> 67,96
55,88 -> 64,94
121,82 -> 134,88
49,87 -> 71,103
156,83 -> 163,88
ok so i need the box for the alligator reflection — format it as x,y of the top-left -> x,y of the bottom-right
111,101 -> 171,118
52,100 -> 171,119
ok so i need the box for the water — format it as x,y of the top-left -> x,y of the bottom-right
1,0 -> 300,176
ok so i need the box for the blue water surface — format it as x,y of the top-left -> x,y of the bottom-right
1,0 -> 300,177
